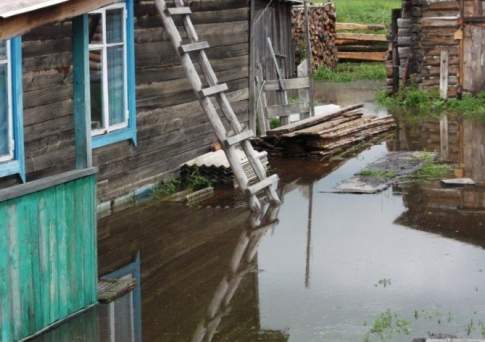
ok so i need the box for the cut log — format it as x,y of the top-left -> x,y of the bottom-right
338,51 -> 387,62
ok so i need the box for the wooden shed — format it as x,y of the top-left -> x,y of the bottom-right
389,0 -> 485,97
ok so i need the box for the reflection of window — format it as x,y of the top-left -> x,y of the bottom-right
0,37 -> 25,181
89,4 -> 128,135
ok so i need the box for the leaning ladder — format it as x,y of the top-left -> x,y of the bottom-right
155,0 -> 280,211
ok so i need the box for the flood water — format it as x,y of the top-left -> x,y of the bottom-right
34,82 -> 485,341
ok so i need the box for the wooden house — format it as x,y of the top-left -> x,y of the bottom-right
0,0 -> 299,340
389,0 -> 485,97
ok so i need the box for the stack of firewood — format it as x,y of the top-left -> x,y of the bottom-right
292,3 -> 338,69
253,104 -> 396,158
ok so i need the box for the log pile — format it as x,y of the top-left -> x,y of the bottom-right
336,24 -> 389,62
254,105 -> 396,158
292,3 -> 338,69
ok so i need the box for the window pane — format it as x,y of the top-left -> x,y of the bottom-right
107,45 -> 125,126
0,63 -> 9,156
106,9 -> 124,44
90,50 -> 105,130
89,13 -> 103,45
0,40 -> 6,60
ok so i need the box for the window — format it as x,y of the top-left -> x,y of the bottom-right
0,37 -> 25,182
0,40 -> 13,162
85,0 -> 136,149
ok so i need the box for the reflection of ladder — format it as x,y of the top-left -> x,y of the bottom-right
155,0 -> 280,211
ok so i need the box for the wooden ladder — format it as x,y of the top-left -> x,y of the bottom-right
155,0 -> 280,211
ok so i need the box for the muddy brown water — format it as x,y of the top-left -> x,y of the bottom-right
34,82 -> 485,341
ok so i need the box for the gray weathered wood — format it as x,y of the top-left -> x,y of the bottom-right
440,49 -> 449,99
440,114 -> 449,161
267,104 -> 308,118
165,7 -> 191,16
248,174 -> 278,195
264,77 -> 310,91
179,40 -> 210,54
225,130 -> 255,147
0,168 -> 96,202
200,83 -> 228,97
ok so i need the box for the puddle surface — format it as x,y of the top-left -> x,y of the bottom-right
34,94 -> 485,341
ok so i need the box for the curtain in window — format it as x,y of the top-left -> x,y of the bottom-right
0,41 -> 9,157
107,9 -> 125,126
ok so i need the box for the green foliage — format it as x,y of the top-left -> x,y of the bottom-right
364,310 -> 411,342
359,169 -> 397,180
270,117 -> 282,129
184,169 -> 212,191
412,161 -> 452,181
312,0 -> 400,34
154,170 -> 212,198
377,87 -> 485,123
314,63 -> 387,82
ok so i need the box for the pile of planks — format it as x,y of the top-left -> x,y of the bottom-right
336,23 -> 388,62
254,104 -> 396,158
292,3 -> 338,69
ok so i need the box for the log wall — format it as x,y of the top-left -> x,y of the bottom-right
389,0 -> 485,96
0,0 -> 252,203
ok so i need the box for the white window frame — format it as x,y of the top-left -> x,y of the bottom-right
89,3 -> 129,137
0,39 -> 14,163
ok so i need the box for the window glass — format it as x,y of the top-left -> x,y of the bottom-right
108,45 -> 125,126
89,5 -> 128,135
90,50 -> 105,131
0,40 -> 6,59
88,13 -> 103,45
0,41 -> 10,158
106,9 -> 124,44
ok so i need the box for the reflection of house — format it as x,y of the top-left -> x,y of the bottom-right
0,1 -> 298,340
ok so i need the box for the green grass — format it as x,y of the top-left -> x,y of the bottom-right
313,0 -> 401,30
359,169 -> 397,180
377,87 -> 485,123
314,62 -> 387,82
154,170 -> 212,198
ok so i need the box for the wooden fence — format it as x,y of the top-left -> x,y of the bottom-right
0,168 -> 97,342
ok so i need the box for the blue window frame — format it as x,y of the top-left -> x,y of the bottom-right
74,0 -> 136,150
0,37 -> 25,182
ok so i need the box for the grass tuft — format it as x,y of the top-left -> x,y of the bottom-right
314,62 -> 387,82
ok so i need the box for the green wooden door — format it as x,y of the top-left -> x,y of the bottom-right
0,169 -> 97,342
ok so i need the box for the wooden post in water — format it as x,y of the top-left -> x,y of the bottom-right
440,49 -> 449,161
304,0 -> 315,117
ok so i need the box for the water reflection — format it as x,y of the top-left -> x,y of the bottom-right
33,117 -> 485,341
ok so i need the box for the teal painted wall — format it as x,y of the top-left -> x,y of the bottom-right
0,174 -> 97,342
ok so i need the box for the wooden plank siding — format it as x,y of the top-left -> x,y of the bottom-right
0,0 -> 252,203
0,170 -> 97,342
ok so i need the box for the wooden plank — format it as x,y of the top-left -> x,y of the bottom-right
224,129 -> 254,147
337,51 -> 387,62
165,6 -> 191,16
336,22 -> 385,31
179,40 -> 210,54
0,168 -> 96,202
336,32 -> 388,43
200,83 -> 228,97
440,49 -> 449,99
0,0 -> 118,40
267,37 -> 289,125
72,15 -> 92,169
268,104 -> 364,135
248,174 -> 278,195
264,77 -> 310,91
440,114 -> 449,161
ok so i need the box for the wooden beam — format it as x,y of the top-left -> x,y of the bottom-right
0,0 -> 117,40
337,51 -> 387,62
337,22 -> 385,31
440,49 -> 449,99
0,168 -> 96,202
72,15 -> 93,169
264,77 -> 310,91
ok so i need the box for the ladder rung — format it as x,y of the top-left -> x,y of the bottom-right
224,130 -> 255,147
247,175 -> 279,195
165,7 -> 192,16
200,83 -> 229,97
179,41 -> 210,54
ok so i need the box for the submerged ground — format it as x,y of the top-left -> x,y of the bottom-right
34,81 -> 485,341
